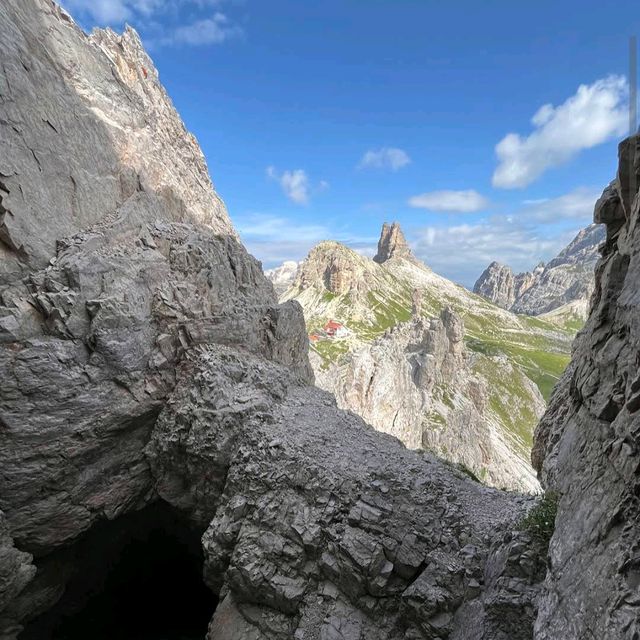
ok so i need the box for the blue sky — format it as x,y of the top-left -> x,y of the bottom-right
62,0 -> 639,286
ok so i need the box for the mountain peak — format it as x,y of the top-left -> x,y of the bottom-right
373,221 -> 413,263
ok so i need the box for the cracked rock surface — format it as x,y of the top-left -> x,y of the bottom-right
0,0 -> 602,638
532,136 -> 640,639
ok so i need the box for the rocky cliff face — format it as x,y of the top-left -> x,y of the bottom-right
531,136 -> 640,640
373,221 -> 414,263
0,2 -> 548,638
474,225 -> 604,320
473,262 -> 516,309
315,308 -> 543,492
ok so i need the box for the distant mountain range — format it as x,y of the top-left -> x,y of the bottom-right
267,222 -> 581,492
473,223 -> 605,324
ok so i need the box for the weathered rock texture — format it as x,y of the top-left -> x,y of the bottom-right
474,225 -> 605,318
473,262 -> 516,309
532,136 -> 640,639
0,1 -> 548,638
314,309 -> 543,493
374,221 -> 414,263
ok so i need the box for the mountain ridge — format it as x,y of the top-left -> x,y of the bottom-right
274,221 -> 574,492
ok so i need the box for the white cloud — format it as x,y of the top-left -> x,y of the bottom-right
235,213 -> 376,268
408,189 -> 489,213
493,75 -> 628,189
522,187 -> 601,222
169,13 -> 242,45
267,167 -> 329,205
358,147 -> 411,171
266,167 -> 310,205
413,219 -> 575,287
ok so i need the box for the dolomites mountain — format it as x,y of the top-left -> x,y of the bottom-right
2,0 -> 639,638
280,225 -> 574,493
374,221 -> 414,263
313,308 -> 545,491
473,224 -> 605,320
0,2 -> 548,638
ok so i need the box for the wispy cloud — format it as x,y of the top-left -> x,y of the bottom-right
522,187 -> 600,222
266,167 -> 328,205
492,75 -> 628,189
413,219 -> 575,287
60,0 -> 243,47
358,147 -> 411,172
165,13 -> 242,46
235,213 -> 376,268
408,189 -> 489,213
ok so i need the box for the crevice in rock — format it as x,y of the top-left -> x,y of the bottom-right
19,501 -> 218,640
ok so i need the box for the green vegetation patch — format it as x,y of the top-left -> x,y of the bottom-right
519,491 -> 559,552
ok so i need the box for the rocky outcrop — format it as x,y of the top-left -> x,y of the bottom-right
532,135 -> 640,639
474,225 -> 605,317
0,0 -> 233,288
149,346 -> 545,640
373,221 -> 414,263
0,1 -> 548,638
314,309 -> 543,493
473,262 -> 516,309
265,260 -> 300,296
294,241 -> 373,297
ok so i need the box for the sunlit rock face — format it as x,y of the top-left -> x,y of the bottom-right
473,261 -> 516,309
532,136 -> 640,640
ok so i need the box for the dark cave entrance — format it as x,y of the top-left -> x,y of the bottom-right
20,502 -> 218,640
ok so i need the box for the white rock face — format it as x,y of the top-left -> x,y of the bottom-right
0,0 -> 233,286
315,309 -> 543,492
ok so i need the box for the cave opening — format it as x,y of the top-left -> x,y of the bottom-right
20,502 -> 218,640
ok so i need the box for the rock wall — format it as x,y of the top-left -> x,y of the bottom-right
374,221 -> 414,263
532,136 -> 640,639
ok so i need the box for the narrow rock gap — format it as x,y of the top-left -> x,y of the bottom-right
20,501 -> 218,640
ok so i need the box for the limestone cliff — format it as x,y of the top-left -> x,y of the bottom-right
373,221 -> 414,263
473,262 -> 516,309
532,136 -> 640,639
0,2 -> 546,639
314,308 -> 543,492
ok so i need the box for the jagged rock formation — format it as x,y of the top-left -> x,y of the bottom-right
473,262 -> 516,309
473,225 -> 605,320
531,136 -> 640,639
264,260 -> 299,296
0,1 -> 548,638
282,223 -> 574,492
314,309 -> 543,492
373,221 -> 414,263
